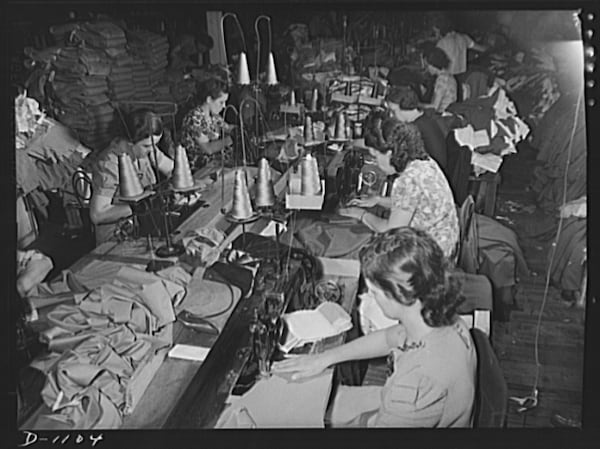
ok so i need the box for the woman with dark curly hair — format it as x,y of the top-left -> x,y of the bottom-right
421,46 -> 457,112
179,77 -> 234,169
339,111 -> 459,259
273,227 -> 477,427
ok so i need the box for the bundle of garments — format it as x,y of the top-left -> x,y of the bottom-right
31,325 -> 170,429
127,30 -> 170,100
47,22 -> 133,150
484,48 -> 560,127
530,91 -> 586,211
15,93 -> 92,219
447,86 -> 530,175
26,261 -> 192,429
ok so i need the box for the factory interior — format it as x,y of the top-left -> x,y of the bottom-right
8,1 -> 598,444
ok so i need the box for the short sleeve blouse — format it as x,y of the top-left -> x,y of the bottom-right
391,158 -> 459,259
179,106 -> 225,156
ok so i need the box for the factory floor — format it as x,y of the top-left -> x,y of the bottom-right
20,143 -> 585,429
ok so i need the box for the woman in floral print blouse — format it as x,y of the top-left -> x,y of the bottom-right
339,111 -> 459,259
179,77 -> 234,169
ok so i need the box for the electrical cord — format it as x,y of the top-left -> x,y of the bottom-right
519,82 -> 584,411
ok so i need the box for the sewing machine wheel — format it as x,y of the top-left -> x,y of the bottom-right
314,280 -> 342,304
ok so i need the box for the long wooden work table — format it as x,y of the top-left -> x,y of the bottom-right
22,160 -> 360,429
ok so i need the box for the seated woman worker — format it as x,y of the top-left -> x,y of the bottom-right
385,85 -> 448,171
339,111 -> 459,260
420,47 -> 457,113
273,227 -> 477,427
88,109 -> 174,245
179,77 -> 234,169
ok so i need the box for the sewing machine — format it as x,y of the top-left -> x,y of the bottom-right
164,234 -> 316,428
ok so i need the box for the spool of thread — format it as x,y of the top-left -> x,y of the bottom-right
334,111 -> 347,140
237,52 -> 251,85
303,115 -> 314,143
300,154 -> 321,195
118,153 -> 144,198
289,89 -> 296,106
231,169 -> 254,219
266,52 -> 278,85
172,145 -> 195,190
310,88 -> 318,111
255,158 -> 276,207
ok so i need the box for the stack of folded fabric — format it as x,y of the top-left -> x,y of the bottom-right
131,55 -> 153,100
50,44 -> 115,151
106,42 -> 136,102
127,30 -> 170,100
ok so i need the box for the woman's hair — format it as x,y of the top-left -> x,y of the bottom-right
424,47 -> 451,70
123,108 -> 163,143
195,77 -> 229,106
386,85 -> 420,110
363,112 -> 428,173
359,227 -> 464,328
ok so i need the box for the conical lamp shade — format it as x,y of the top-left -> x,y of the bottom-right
172,145 -> 195,189
231,169 -> 254,219
118,153 -> 144,198
266,52 -> 278,85
237,52 -> 251,85
334,111 -> 346,140
255,158 -> 275,207
300,153 -> 321,195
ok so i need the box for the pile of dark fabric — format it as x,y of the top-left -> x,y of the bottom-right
483,48 -> 560,128
530,91 -> 586,211
127,30 -> 171,101
48,21 -> 130,150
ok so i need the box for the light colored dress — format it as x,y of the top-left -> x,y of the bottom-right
330,319 -> 477,427
391,158 -> 459,259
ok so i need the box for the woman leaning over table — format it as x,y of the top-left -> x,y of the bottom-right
179,76 -> 235,169
88,109 -> 174,245
338,111 -> 459,260
273,227 -> 477,427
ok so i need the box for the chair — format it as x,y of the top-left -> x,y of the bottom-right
470,328 -> 508,427
69,169 -> 95,240
455,195 -> 493,335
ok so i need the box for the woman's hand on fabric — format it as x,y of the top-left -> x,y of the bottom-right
271,353 -> 332,380
338,206 -> 364,220
347,195 -> 379,208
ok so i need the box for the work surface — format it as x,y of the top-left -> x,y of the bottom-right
21,161 -> 359,429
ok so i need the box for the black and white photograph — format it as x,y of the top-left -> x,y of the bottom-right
7,0 -> 598,446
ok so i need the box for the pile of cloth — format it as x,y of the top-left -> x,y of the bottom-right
127,30 -> 171,101
27,262 -> 191,429
447,85 -> 531,175
15,93 -> 92,220
530,90 -> 586,211
48,21 -> 132,151
484,48 -> 561,128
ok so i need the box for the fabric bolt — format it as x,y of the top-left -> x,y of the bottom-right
436,31 -> 475,75
391,159 -> 459,259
